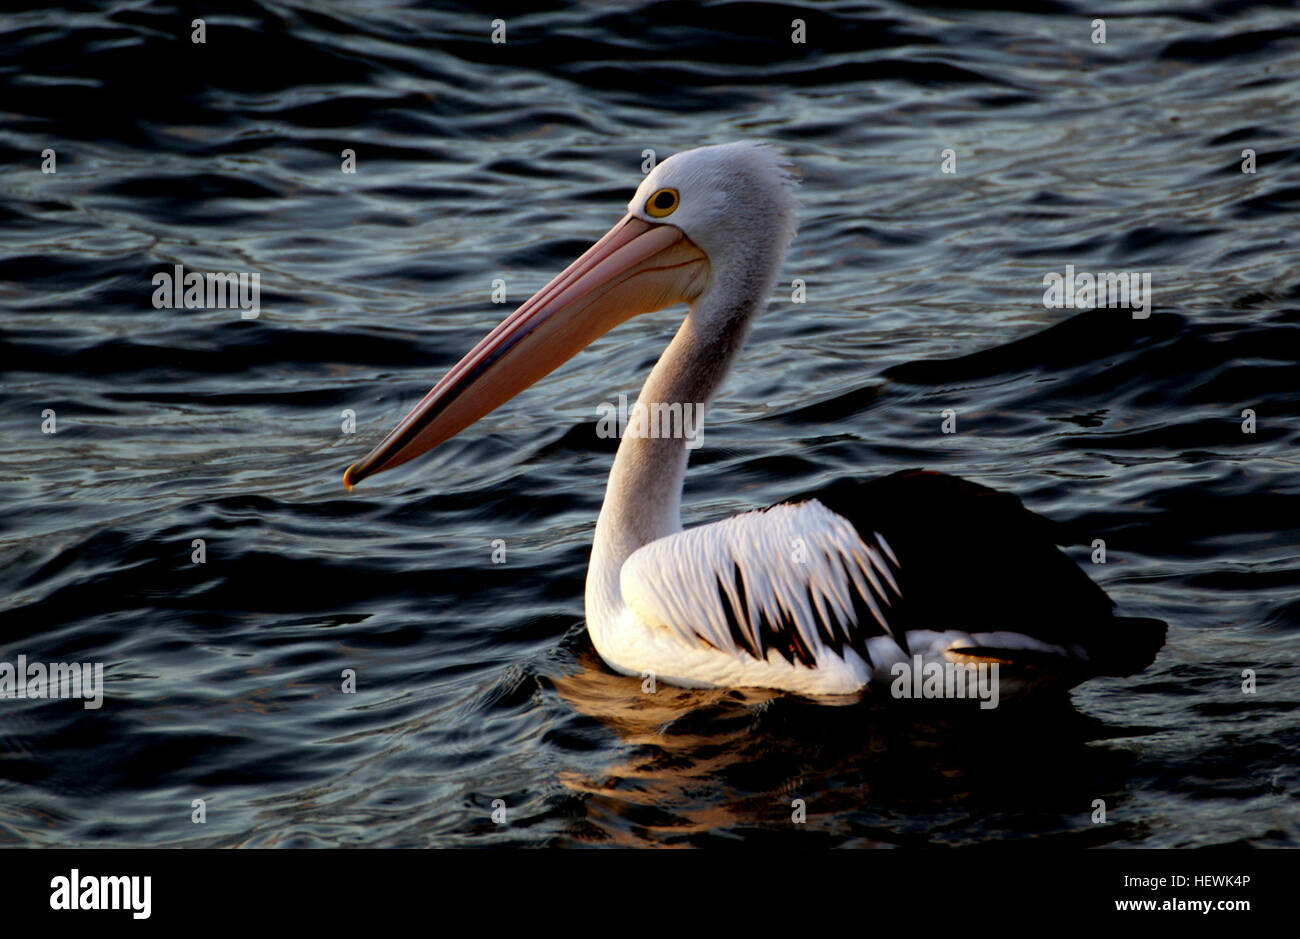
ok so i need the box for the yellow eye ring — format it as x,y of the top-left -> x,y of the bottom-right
645,188 -> 679,218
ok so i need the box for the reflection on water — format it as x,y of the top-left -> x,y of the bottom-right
548,645 -> 1156,846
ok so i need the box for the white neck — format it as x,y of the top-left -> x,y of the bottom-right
584,258 -> 781,632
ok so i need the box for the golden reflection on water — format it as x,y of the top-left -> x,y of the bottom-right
546,647 -> 1103,846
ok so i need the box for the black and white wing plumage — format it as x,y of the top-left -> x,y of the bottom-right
620,469 -> 1166,681
621,498 -> 908,671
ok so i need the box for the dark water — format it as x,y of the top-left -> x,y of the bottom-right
1,0 -> 1298,848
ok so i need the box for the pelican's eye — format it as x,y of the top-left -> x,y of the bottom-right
645,188 -> 679,218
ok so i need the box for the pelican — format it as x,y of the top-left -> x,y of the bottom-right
344,142 -> 1165,699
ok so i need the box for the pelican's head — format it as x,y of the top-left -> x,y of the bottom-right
628,141 -> 798,273
343,141 -> 798,488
